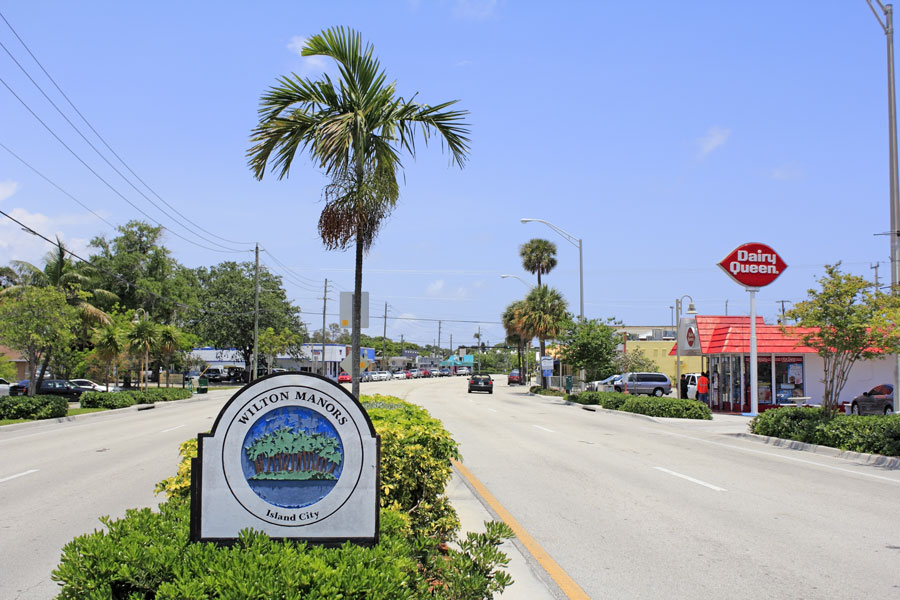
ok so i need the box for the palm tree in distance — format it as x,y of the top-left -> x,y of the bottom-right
247,26 -> 470,398
519,239 -> 557,287
93,323 -> 123,391
502,301 -> 526,383
127,315 -> 159,391
514,286 -> 569,389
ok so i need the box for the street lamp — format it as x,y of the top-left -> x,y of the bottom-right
521,218 -> 585,390
674,295 -> 697,399
866,0 -> 900,413
500,274 -> 534,289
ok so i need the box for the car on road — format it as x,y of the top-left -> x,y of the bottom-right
849,384 -> 894,415
440,367 -> 451,377
392,370 -> 409,380
468,374 -> 493,394
420,368 -> 431,378
0,377 -> 11,396
9,379 -> 92,400
614,372 -> 672,397
456,366 -> 470,376
408,369 -> 421,378
507,370 -> 520,385
338,372 -> 352,383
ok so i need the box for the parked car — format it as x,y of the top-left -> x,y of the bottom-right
338,372 -> 352,383
440,368 -> 451,377
590,374 -> 622,392
683,373 -> 702,399
468,374 -> 493,394
69,379 -> 109,392
420,368 -> 431,378
507,370 -> 520,385
457,367 -> 470,376
849,384 -> 894,415
9,379 -> 92,400
202,367 -> 226,383
0,377 -> 10,396
614,372 -> 672,397
392,370 -> 409,380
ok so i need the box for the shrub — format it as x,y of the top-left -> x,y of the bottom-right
54,393 -> 514,599
80,391 -> 137,409
620,396 -> 713,420
750,408 -> 900,457
0,394 -> 67,420
530,387 -> 566,397
362,394 -> 460,539
566,391 -> 601,405
595,391 -> 630,410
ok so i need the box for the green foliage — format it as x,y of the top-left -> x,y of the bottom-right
80,388 -> 192,409
155,438 -> 198,500
421,521 -> 515,599
558,317 -> 620,381
519,238 -> 557,287
0,395 -> 67,420
750,407 -> 900,457
785,263 -> 900,417
0,352 -> 17,380
614,347 -> 659,374
566,391 -> 602,405
362,394 -> 461,539
594,391 -> 630,410
620,396 -> 713,420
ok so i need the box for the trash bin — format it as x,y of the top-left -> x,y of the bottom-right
197,377 -> 208,394
565,375 -> 573,394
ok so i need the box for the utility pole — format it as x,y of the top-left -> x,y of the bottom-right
253,243 -> 259,381
776,300 -> 792,325
381,302 -> 387,370
400,334 -> 404,367
437,320 -> 442,357
872,262 -> 882,289
320,279 -> 329,377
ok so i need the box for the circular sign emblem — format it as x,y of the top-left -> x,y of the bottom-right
686,327 -> 696,348
220,384 -> 365,527
717,242 -> 787,288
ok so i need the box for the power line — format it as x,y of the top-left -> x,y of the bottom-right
0,9 -> 255,248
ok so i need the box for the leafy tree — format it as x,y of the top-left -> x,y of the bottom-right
784,263 -> 900,417
0,286 -> 78,395
0,353 -> 16,380
558,317 -> 620,381
93,322 -> 124,391
88,221 -> 199,324
502,301 -> 526,379
127,314 -> 159,391
258,327 -> 305,370
520,239 -> 557,286
247,26 -> 470,397
614,347 -> 659,375
514,285 -> 569,388
192,261 -> 303,374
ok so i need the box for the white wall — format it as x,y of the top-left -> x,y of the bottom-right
803,355 -> 894,405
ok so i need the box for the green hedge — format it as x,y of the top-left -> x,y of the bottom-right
750,407 -> 900,457
529,386 -> 566,397
80,388 -> 193,409
566,391 -> 602,405
621,396 -> 712,420
55,393 -> 514,599
595,391 -> 630,410
0,395 -> 67,420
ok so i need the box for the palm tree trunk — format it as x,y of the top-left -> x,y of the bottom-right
351,232 -> 363,398
539,338 -> 546,389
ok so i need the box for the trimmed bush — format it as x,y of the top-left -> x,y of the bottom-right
750,407 -> 900,457
80,388 -> 193,409
54,393 -> 514,599
0,394 -> 67,420
595,391 -> 630,410
566,391 -> 602,405
620,396 -> 713,420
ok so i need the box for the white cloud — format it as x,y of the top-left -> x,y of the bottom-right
426,279 -> 445,296
0,180 -> 20,202
697,126 -> 730,158
771,163 -> 804,181
286,36 -> 329,75
452,0 -> 499,20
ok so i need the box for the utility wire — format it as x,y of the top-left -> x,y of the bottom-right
0,9 -> 255,247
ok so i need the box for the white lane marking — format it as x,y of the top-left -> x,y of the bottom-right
654,466 -> 727,492
0,469 -> 39,483
160,424 -> 185,433
487,408 -> 498,413
655,430 -> 900,485
532,425 -> 555,433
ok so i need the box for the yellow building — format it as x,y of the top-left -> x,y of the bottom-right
621,340 -> 702,383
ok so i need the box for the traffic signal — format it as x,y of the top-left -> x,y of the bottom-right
480,342 -> 486,353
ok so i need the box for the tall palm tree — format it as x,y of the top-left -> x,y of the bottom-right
502,301 -> 525,382
93,323 -> 123,391
514,286 -> 569,388
519,239 -> 557,287
156,325 -> 182,388
127,317 -> 159,391
247,26 -> 470,397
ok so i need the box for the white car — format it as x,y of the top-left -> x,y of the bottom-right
70,378 -> 115,392
375,371 -> 391,381
0,377 -> 10,396
457,367 -> 470,376
392,371 -> 408,380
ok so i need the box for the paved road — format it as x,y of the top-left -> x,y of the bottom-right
385,375 -> 900,600
3,377 -> 900,599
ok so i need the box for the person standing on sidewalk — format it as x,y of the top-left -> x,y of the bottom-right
680,374 -> 688,399
697,372 -> 709,405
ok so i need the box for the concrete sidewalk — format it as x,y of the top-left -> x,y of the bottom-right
447,470 -> 561,599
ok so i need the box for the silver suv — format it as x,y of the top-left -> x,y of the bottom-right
614,372 -> 672,397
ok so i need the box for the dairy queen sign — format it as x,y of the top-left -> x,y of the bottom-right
717,242 -> 787,416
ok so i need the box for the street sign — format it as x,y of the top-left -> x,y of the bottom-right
339,292 -> 369,328
540,356 -> 554,371
339,356 -> 354,373
717,243 -> 787,288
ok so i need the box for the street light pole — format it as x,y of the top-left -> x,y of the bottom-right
674,295 -> 696,400
867,0 -> 900,411
521,218 -> 585,388
500,274 -> 534,289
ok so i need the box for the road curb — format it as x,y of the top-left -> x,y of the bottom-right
724,432 -> 900,469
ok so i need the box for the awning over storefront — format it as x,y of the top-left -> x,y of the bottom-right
668,315 -> 817,355
440,355 -> 475,367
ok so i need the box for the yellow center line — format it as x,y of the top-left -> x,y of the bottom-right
451,458 -> 591,600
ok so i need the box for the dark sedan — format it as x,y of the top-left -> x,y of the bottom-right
9,379 -> 92,401
468,375 -> 493,394
849,384 -> 894,415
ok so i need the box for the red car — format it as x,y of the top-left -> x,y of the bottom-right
508,370 -> 520,385
338,372 -> 352,383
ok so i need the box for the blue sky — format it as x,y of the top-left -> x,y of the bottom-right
0,1 -> 895,349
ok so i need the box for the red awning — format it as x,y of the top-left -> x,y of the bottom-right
669,315 -> 817,355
